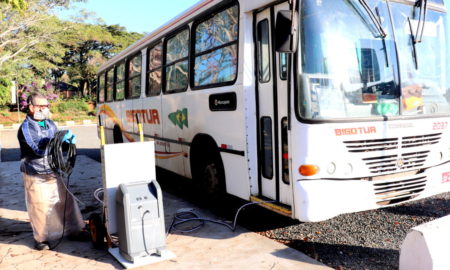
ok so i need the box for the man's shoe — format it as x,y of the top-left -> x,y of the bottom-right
35,241 -> 50,251
67,230 -> 91,242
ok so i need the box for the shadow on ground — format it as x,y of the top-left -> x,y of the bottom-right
156,167 -> 299,232
381,195 -> 450,218
286,241 -> 398,270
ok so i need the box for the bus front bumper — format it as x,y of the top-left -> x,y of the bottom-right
293,162 -> 450,222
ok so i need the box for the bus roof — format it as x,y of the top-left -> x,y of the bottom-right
98,0 -> 215,74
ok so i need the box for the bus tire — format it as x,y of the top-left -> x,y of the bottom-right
197,152 -> 226,202
113,125 -> 123,144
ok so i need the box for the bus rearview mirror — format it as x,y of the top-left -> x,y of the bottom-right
275,10 -> 298,53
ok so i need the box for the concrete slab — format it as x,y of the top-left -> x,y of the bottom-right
0,156 -> 331,270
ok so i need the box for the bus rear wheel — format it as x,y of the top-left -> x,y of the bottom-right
113,125 -> 123,144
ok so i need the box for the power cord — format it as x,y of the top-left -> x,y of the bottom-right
140,209 -> 151,256
167,200 -> 275,234
137,199 -> 274,257
45,130 -> 77,250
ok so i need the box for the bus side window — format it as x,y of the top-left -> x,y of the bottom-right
115,62 -> 125,100
257,19 -> 271,83
147,42 -> 162,96
260,116 -> 274,179
97,73 -> 105,103
192,4 -> 239,88
126,53 -> 142,99
106,68 -> 114,102
164,28 -> 189,93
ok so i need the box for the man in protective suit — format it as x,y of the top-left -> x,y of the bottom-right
17,93 -> 86,250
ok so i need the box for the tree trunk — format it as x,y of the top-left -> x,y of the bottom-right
79,80 -> 86,97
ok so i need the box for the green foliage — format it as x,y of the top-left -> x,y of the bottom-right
0,110 -> 10,117
58,22 -> 143,96
51,98 -> 89,114
0,0 -> 143,98
0,78 -> 12,106
0,0 -> 27,10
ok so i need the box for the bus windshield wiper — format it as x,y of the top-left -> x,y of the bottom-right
375,7 -> 389,68
414,0 -> 428,43
358,0 -> 387,38
408,17 -> 419,69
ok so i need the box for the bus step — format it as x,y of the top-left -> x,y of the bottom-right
250,196 -> 292,217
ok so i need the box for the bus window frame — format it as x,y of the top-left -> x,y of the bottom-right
257,19 -> 271,84
163,26 -> 190,95
190,2 -> 240,90
146,41 -> 163,97
115,61 -> 126,101
125,52 -> 143,99
97,72 -> 106,103
105,68 -> 115,102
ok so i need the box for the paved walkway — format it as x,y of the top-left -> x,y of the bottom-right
0,156 -> 331,270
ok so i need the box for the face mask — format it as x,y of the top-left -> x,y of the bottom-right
33,107 -> 50,121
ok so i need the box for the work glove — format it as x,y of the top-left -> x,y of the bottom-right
63,130 -> 77,144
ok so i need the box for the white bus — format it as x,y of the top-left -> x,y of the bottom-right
97,0 -> 450,222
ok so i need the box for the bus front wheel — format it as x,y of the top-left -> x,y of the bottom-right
196,154 -> 225,201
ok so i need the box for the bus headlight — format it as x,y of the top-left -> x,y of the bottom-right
344,163 -> 353,175
327,162 -> 336,175
299,165 -> 319,176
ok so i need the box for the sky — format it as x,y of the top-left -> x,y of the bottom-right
58,0 -> 201,34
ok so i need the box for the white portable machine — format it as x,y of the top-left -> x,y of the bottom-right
100,141 -> 175,268
116,180 -> 167,261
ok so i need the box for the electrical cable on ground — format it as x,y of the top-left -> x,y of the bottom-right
167,200 -> 275,235
45,130 -> 77,250
93,188 -> 104,206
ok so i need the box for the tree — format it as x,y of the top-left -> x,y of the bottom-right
57,23 -> 143,96
0,78 -> 12,106
0,1 -> 82,81
0,0 -> 142,103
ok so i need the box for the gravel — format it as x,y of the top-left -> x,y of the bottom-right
237,192 -> 450,270
158,169 -> 450,270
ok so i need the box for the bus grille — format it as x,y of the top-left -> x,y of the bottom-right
343,138 -> 398,152
344,133 -> 441,173
362,151 -> 429,173
373,176 -> 426,205
402,133 -> 441,148
343,133 -> 442,153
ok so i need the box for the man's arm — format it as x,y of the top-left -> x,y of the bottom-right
19,120 -> 51,157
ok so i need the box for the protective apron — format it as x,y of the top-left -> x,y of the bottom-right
22,164 -> 85,243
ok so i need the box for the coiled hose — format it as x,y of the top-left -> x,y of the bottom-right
46,130 -> 77,249
47,130 -> 77,177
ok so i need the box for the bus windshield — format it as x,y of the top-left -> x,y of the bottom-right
298,0 -> 450,120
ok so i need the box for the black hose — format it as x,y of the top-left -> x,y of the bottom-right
45,130 -> 77,250
47,130 -> 77,177
167,201 -> 275,234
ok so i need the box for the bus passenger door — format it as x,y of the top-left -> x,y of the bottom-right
255,2 -> 292,206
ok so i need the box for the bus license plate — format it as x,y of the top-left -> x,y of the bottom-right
442,172 -> 450,183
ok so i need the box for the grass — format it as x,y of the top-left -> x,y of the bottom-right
0,110 -> 10,117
